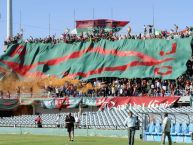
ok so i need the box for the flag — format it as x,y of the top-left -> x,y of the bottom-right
76,19 -> 129,34
0,38 -> 192,80
41,99 -> 55,109
155,29 -> 161,35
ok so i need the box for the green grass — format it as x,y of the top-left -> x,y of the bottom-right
0,134 -> 188,145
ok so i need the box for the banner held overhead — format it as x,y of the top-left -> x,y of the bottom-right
0,38 -> 192,80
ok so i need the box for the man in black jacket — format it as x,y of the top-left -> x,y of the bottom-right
65,113 -> 75,141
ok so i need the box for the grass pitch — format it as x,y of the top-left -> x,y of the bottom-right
0,134 -> 189,145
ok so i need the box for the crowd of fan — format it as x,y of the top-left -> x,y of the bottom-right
45,74 -> 193,98
44,49 -> 193,98
46,56 -> 193,98
2,25 -> 193,98
4,25 -> 193,45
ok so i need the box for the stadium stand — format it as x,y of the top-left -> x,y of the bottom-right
1,107 -> 193,127
0,25 -> 193,144
1,106 -> 193,142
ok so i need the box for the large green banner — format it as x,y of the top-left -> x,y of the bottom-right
0,38 -> 192,80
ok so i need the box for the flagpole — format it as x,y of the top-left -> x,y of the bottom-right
48,14 -> 50,35
152,5 -> 154,27
111,8 -> 113,19
73,8 -> 76,28
19,9 -> 22,32
92,8 -> 95,20
0,0 -> 1,20
152,4 -> 155,32
7,0 -> 13,39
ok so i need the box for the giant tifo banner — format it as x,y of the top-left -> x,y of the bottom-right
0,38 -> 192,80
76,19 -> 129,33
40,96 -> 180,109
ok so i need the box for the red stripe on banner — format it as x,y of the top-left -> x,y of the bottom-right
66,58 -> 174,78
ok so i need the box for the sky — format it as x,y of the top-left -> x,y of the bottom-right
0,0 -> 193,54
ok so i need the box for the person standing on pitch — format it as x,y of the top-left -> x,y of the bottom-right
161,113 -> 172,145
35,115 -> 42,128
124,111 -> 136,145
56,114 -> 61,128
75,115 -> 80,128
65,113 -> 75,141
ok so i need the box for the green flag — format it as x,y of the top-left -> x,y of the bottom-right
0,38 -> 192,80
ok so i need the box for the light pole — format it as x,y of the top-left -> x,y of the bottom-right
7,0 -> 13,39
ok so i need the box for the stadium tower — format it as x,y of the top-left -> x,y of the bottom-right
7,0 -> 13,39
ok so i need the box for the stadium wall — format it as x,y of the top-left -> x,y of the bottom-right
0,127 -> 141,139
34,105 -> 98,115
0,105 -> 33,117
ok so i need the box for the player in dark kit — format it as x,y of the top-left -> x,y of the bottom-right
65,113 -> 75,141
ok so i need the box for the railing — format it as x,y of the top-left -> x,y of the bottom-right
0,123 -> 129,130
0,89 -> 191,99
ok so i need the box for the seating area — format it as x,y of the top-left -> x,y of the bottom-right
80,109 -> 128,129
0,107 -> 193,143
130,107 -> 193,143
0,110 -> 128,129
0,113 -> 73,128
0,107 -> 193,128
144,121 -> 193,143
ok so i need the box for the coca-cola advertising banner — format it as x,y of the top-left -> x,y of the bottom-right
0,96 -> 180,110
98,96 -> 180,110
40,96 -> 180,109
